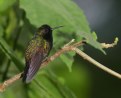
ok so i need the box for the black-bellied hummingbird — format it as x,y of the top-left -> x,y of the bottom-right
22,24 -> 63,83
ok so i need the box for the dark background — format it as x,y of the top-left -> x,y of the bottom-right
75,0 -> 121,98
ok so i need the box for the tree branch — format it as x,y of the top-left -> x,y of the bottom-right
0,73 -> 22,92
0,39 -> 120,92
73,48 -> 121,79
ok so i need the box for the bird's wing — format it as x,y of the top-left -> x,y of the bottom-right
25,47 -> 45,83
23,39 -> 50,83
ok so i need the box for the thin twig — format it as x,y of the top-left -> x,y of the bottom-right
63,39 -> 75,48
0,39 -> 120,92
73,48 -> 121,79
101,37 -> 119,49
0,73 -> 22,92
0,40 -> 84,92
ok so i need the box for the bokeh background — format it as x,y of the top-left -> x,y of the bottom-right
0,0 -> 121,98
74,0 -> 121,98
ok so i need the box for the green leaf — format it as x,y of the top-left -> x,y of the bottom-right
20,0 -> 105,70
28,69 -> 77,98
0,37 -> 24,71
0,25 -> 3,37
60,51 -> 75,72
0,0 -> 16,12
6,9 -> 18,39
92,31 -> 98,40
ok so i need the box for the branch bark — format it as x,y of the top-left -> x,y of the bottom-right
0,39 -> 120,92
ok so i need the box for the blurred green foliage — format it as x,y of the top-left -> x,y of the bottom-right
0,0 -> 105,98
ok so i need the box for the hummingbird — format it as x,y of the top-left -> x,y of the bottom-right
22,24 -> 63,83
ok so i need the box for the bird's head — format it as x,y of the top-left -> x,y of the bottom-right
36,24 -> 52,36
36,24 -> 63,37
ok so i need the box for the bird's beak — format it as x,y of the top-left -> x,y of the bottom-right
52,26 -> 64,30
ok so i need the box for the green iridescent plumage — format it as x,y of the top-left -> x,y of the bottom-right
25,36 -> 51,62
22,24 -> 53,83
